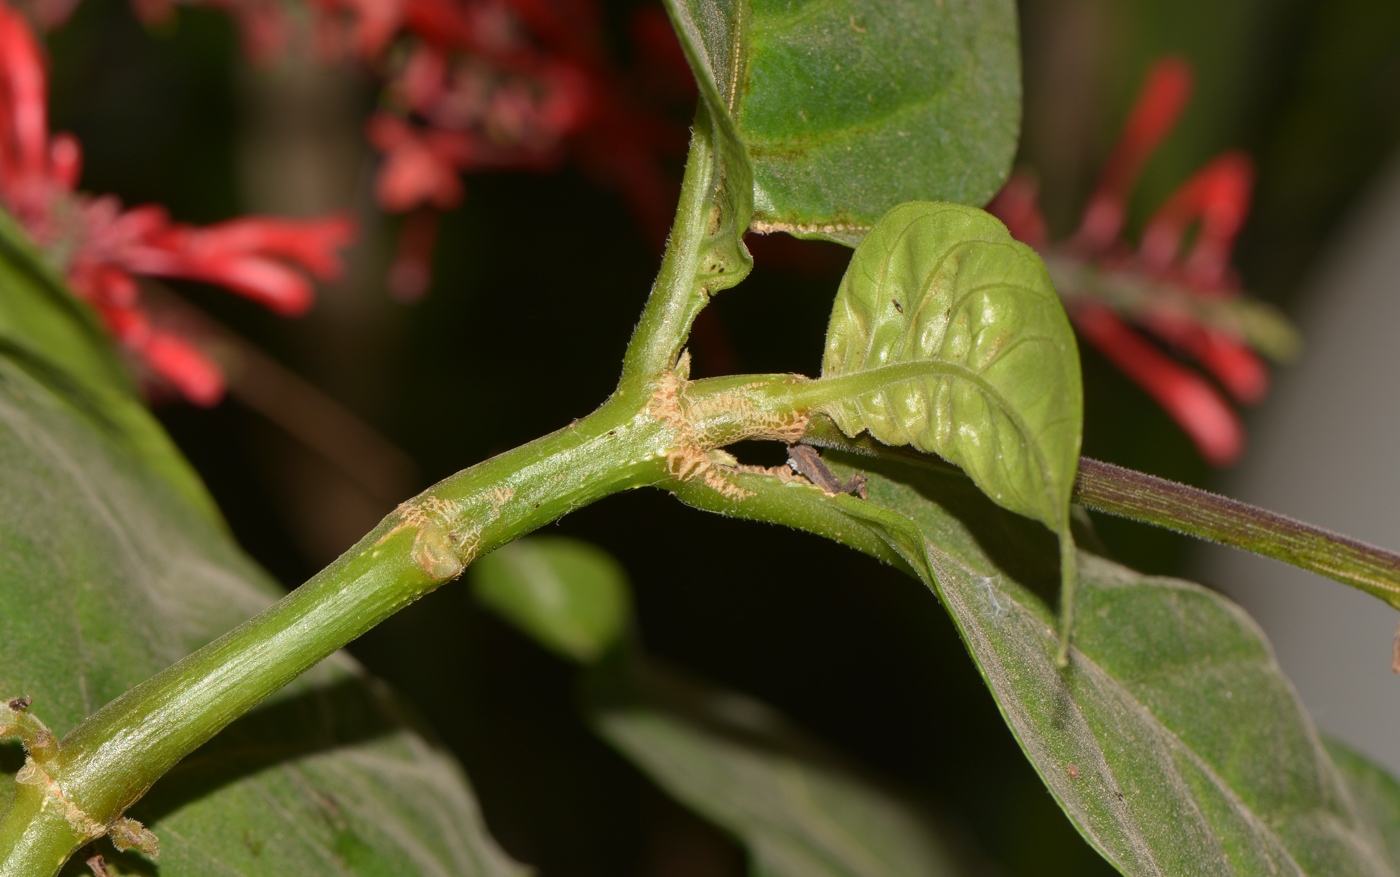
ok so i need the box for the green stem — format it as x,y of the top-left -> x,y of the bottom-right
0,392 -> 675,875
617,108 -> 751,393
688,374 -> 1400,613
3,97 -> 757,873
1072,457 -> 1400,610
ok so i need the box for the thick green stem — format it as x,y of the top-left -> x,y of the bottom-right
617,108 -> 751,392
1,99 -> 752,874
0,392 -> 676,875
0,781 -> 84,877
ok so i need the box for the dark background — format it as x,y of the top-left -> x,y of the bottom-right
42,0 -> 1400,873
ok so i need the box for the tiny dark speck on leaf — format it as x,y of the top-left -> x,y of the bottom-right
6,696 -> 31,711
891,299 -> 903,313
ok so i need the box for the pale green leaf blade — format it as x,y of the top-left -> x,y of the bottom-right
663,0 -> 1020,244
0,258 -> 524,875
587,658 -> 970,877
818,202 -> 1082,537
471,536 -> 632,663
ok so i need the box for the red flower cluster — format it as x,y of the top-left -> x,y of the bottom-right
0,2 -> 354,405
344,0 -> 691,299
52,0 -> 690,301
25,0 -> 692,301
988,58 -> 1281,465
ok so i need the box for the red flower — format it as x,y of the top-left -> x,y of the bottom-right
0,1 -> 355,406
346,0 -> 687,289
987,57 -> 1289,466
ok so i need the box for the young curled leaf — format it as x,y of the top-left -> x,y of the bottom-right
819,201 -> 1082,539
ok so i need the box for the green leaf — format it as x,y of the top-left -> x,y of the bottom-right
471,536 -> 632,663
838,455 -> 1400,877
663,0 -> 1020,244
587,656 -> 970,877
0,258 -> 523,874
0,209 -> 221,524
671,451 -> 1400,876
818,202 -> 1081,540
1325,739 -> 1400,871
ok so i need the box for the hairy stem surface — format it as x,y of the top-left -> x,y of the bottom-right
1072,457 -> 1400,609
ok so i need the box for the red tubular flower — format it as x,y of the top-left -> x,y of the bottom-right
366,113 -> 467,211
0,0 -> 355,405
96,301 -> 225,406
988,57 -> 1280,466
0,2 -> 57,226
168,214 -> 356,281
143,331 -> 226,406
1074,57 -> 1193,253
1139,312 -> 1269,404
1074,302 -> 1244,465
985,172 -> 1049,249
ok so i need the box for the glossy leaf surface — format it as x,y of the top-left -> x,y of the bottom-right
827,453 -> 1400,877
664,0 -> 1019,244
588,658 -> 969,877
471,536 -> 632,663
0,222 -> 522,876
819,202 -> 1081,539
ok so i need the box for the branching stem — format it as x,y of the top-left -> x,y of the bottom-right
617,108 -> 751,394
0,106 -> 746,876
0,391 -> 677,876
686,372 -> 1400,618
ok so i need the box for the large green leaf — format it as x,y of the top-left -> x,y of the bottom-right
587,658 -> 970,877
819,202 -> 1081,541
0,224 -> 523,876
1326,739 -> 1400,872
829,454 -> 1400,877
0,210 -> 220,524
663,0 -> 1020,244
670,449 -> 1400,876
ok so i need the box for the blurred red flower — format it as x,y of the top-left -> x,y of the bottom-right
987,57 -> 1294,466
0,1 -> 354,405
